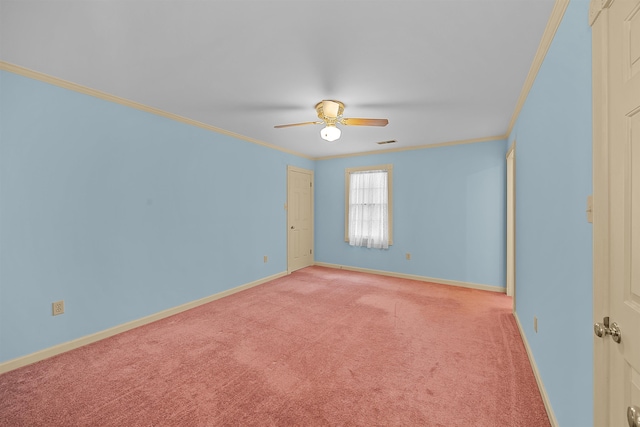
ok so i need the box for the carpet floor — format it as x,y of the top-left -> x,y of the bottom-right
0,266 -> 550,426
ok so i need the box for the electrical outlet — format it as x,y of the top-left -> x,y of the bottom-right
534,316 -> 538,333
264,255 -> 268,263
406,253 -> 411,260
52,300 -> 65,316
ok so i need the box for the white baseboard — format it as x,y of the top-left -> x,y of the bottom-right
314,262 -> 506,293
0,271 -> 287,375
513,312 -> 558,427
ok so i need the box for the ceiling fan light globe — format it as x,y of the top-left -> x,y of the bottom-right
320,125 -> 341,142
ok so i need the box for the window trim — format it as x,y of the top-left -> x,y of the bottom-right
344,164 -> 393,245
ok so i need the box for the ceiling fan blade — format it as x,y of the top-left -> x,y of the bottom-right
274,121 -> 322,129
341,118 -> 389,127
322,100 -> 341,118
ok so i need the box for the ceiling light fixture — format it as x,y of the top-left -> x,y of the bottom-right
320,125 -> 341,142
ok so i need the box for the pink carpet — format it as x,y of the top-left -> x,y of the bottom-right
0,266 -> 550,426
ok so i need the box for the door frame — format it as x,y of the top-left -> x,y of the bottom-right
506,142 -> 516,308
286,165 -> 314,273
590,1 -> 612,424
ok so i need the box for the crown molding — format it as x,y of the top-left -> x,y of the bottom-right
314,134 -> 507,161
506,0 -> 570,136
0,61 -> 312,160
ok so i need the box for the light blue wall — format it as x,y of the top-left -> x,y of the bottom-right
0,70 -> 313,362
508,1 -> 592,426
315,140 -> 507,288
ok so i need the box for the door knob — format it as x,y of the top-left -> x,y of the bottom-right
594,316 -> 622,343
290,226 -> 295,230
629,406 -> 640,427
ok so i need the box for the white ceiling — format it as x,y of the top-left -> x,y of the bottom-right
0,0 -> 556,158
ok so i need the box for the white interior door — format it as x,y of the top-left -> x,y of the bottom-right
506,143 -> 516,301
287,166 -> 314,272
592,1 -> 640,425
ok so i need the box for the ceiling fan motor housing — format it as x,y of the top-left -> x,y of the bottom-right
315,100 -> 345,125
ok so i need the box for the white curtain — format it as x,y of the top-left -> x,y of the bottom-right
348,170 -> 389,249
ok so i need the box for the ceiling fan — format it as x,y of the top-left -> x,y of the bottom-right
274,100 -> 389,142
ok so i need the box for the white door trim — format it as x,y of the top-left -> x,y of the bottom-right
590,1 -> 610,423
506,142 -> 516,306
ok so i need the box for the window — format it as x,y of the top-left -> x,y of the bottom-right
345,164 -> 393,249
